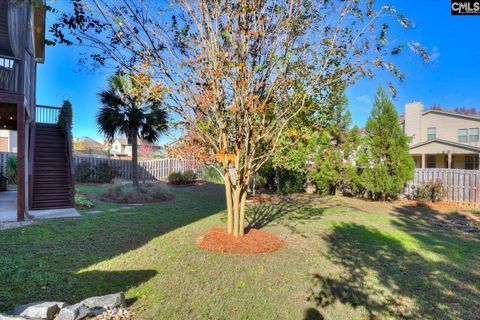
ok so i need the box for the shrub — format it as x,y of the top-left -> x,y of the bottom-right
168,170 -> 197,184
101,183 -> 173,203
183,170 -> 197,182
75,160 -> 92,182
95,162 -> 118,183
6,156 -> 16,184
58,100 -> 73,136
75,192 -> 94,208
417,180 -> 445,203
279,170 -> 305,193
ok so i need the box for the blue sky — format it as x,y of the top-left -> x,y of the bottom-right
37,1 -> 480,143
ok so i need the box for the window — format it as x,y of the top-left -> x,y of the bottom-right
458,129 -> 468,143
427,127 -> 436,140
465,155 -> 479,170
469,128 -> 479,142
427,155 -> 436,168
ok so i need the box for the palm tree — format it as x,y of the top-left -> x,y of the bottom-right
97,74 -> 168,186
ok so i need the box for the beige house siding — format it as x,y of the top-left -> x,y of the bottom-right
404,102 -> 480,169
421,112 -> 480,147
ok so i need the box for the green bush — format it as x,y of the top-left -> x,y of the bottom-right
6,156 -> 17,184
58,100 -> 73,136
75,192 -> 94,208
101,183 -> 173,203
75,160 -> 92,182
168,170 -> 197,184
280,170 -> 305,193
95,162 -> 118,183
417,180 -> 445,203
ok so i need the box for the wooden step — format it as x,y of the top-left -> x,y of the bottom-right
31,202 -> 72,210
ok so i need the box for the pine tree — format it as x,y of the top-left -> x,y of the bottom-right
308,96 -> 360,195
357,87 -> 414,200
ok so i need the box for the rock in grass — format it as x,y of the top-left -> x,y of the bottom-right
56,303 -> 90,320
13,301 -> 65,320
0,314 -> 28,320
80,292 -> 126,309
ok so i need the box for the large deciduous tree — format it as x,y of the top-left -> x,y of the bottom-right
51,0 -> 428,236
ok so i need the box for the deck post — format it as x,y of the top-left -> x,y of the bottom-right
17,103 -> 25,221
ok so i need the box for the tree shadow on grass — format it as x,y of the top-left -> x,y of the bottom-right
306,206 -> 480,320
245,195 -> 326,234
0,183 -> 226,311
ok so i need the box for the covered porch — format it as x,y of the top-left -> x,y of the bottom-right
410,139 -> 480,170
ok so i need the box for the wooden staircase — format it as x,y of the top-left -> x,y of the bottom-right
31,123 -> 73,209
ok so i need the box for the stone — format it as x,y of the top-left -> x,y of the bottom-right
56,303 -> 90,320
80,293 -> 126,309
119,207 -> 133,210
107,209 -> 120,212
0,315 -> 27,320
13,301 -> 65,320
85,210 -> 103,215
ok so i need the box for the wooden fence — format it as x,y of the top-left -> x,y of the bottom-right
74,156 -> 205,182
405,168 -> 480,205
1,152 -> 205,182
0,152 -> 16,175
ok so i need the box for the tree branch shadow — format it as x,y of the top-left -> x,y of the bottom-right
245,195 -> 327,234
305,209 -> 480,319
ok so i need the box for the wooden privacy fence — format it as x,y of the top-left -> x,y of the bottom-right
405,168 -> 480,205
0,152 -> 16,174
74,156 -> 205,182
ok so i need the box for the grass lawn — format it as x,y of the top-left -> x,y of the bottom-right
1,183 -> 479,319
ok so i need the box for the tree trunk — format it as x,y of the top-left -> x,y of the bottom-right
252,175 -> 256,195
132,134 -> 139,186
275,170 -> 280,194
225,172 -> 234,235
230,183 -> 248,237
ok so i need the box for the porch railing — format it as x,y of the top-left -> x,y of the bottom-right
35,105 -> 61,124
0,56 -> 21,93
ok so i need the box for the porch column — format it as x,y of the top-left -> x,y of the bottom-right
17,103 -> 25,221
421,153 -> 426,169
448,151 -> 452,169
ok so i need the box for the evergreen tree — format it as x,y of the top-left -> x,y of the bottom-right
308,96 -> 361,195
357,87 -> 414,200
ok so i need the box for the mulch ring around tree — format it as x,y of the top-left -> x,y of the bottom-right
197,227 -> 285,254
168,180 -> 207,188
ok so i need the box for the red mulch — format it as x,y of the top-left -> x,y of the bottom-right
197,228 -> 285,254
246,194 -> 274,204
168,180 -> 207,187
400,200 -> 466,212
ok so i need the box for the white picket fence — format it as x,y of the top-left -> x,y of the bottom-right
405,168 -> 480,205
74,156 -> 205,182
0,152 -> 16,175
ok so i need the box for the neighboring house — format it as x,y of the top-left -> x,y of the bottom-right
0,1 -> 75,221
402,101 -> 480,169
73,136 -> 106,156
110,137 -> 161,158
0,129 -> 17,152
